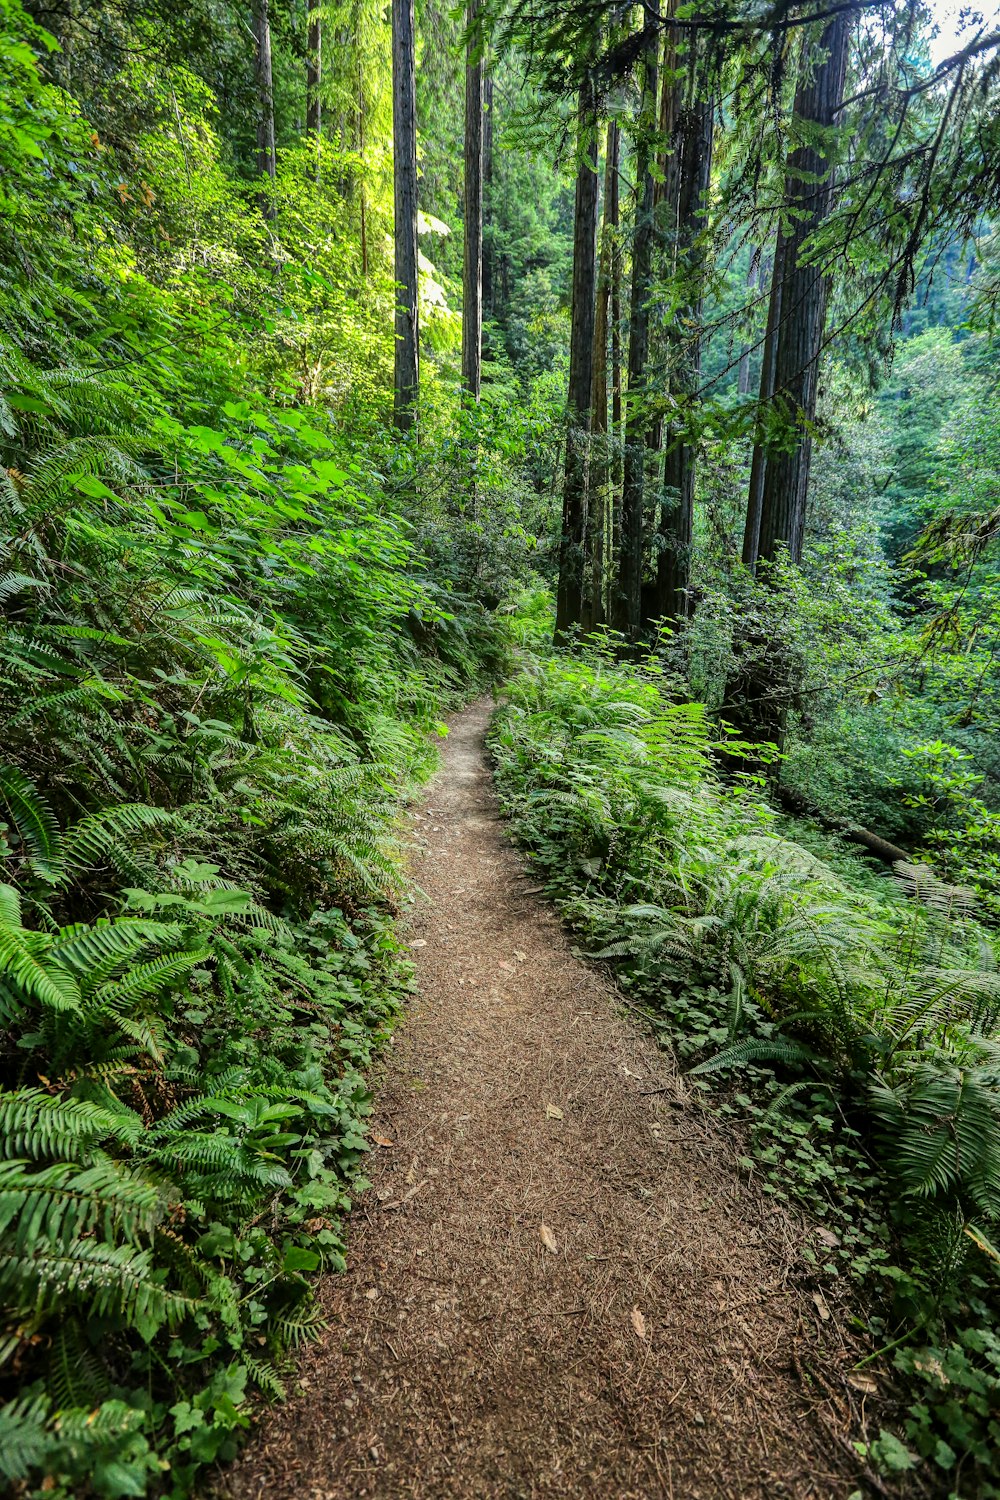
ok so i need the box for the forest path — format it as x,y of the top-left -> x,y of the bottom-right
225,700 -> 856,1500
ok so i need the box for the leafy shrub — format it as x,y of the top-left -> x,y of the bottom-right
491,648 -> 1000,1495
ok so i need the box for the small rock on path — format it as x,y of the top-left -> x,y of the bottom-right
222,699 -> 856,1499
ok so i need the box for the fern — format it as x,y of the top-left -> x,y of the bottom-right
690,1035 -> 819,1076
0,764 -> 61,881
0,1395 -> 52,1482
869,1067 -> 1000,1217
0,1089 -> 137,1158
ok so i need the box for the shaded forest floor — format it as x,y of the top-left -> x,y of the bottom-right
223,700 -> 865,1499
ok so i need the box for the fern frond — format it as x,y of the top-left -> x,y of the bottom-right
0,1089 -> 138,1158
0,766 -> 61,881
690,1035 -> 817,1076
0,1158 -> 166,1249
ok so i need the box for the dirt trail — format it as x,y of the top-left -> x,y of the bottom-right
225,700 -> 858,1500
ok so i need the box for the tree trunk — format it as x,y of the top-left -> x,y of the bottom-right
736,245 -> 761,396
726,13 -> 851,757
582,119 -> 620,634
392,0 -> 419,431
753,12 -> 850,568
252,0 -> 277,204
462,1 -> 483,402
612,21 -> 658,639
654,82 -> 714,626
483,71 -> 494,315
554,77 -> 600,644
609,175 -> 623,623
358,60 -> 369,278
742,232 -> 785,570
306,5 -> 322,151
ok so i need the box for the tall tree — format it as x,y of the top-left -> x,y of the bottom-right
482,70 -> 495,313
610,152 -> 624,604
306,4 -> 322,143
736,246 -> 762,396
462,1 -> 484,402
612,19 -> 658,639
654,82 -> 714,624
741,232 -> 784,568
392,0 -> 419,430
744,11 -> 851,569
582,118 -> 620,632
554,75 -> 600,643
252,0 -> 277,196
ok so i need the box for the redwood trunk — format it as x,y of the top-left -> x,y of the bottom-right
612,24 -> 658,639
654,89 -> 714,625
753,12 -> 850,568
252,0 -> 277,203
727,13 -> 851,757
462,1 -> 483,402
610,184 -> 624,615
483,71 -> 494,313
736,245 -> 761,396
392,0 -> 419,430
582,120 -> 621,633
554,78 -> 600,643
306,7 -> 322,146
742,232 -> 785,569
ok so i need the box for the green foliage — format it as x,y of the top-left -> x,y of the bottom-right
0,2 -> 520,1493
492,648 -> 1000,1496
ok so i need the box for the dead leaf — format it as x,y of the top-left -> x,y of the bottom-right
631,1306 -> 647,1340
847,1372 -> 878,1395
371,1133 -> 394,1148
545,1103 -> 564,1120
498,960 -> 515,973
514,950 -> 527,962
811,1290 -> 831,1322
408,939 -> 427,949
364,1287 -> 378,1301
539,1223 -> 558,1254
815,1226 -> 840,1248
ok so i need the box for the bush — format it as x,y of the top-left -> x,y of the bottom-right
491,647 -> 1000,1496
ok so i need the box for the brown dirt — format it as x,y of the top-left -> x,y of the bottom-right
223,699 -> 865,1500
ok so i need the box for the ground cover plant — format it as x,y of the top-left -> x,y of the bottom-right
5,0 -> 1000,1491
491,649 -> 1000,1496
0,5 -> 512,1493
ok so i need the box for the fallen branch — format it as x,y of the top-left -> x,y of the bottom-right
773,785 -> 912,867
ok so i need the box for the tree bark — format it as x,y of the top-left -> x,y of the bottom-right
482,71 -> 495,314
753,12 -> 850,568
742,232 -> 785,570
462,1 -> 483,402
725,13 -> 851,758
612,21 -> 658,640
358,59 -> 369,278
554,77 -> 600,644
654,84 -> 714,626
306,5 -> 322,148
610,174 -> 624,620
392,0 -> 420,431
582,119 -> 621,634
736,245 -> 761,396
252,0 -> 277,204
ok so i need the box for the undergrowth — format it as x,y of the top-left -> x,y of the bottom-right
0,9 -> 513,1491
490,649 -> 1000,1499
0,379 -> 504,1494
